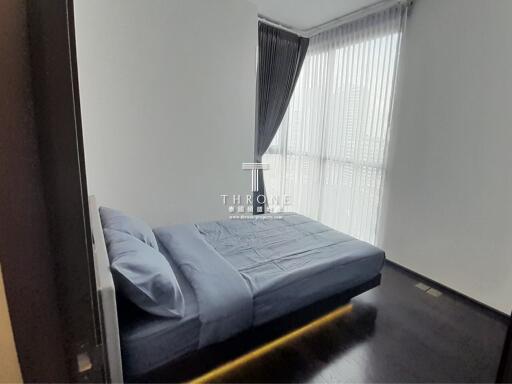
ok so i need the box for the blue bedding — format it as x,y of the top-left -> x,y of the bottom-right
196,213 -> 385,325
119,214 -> 385,377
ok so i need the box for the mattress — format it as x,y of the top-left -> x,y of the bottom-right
118,213 -> 384,377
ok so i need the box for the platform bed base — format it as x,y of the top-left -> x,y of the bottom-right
127,274 -> 381,383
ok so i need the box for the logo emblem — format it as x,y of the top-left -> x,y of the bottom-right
242,162 -> 270,192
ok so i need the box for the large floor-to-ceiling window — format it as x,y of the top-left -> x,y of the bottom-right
264,6 -> 406,244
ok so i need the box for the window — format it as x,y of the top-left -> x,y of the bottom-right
263,6 -> 406,244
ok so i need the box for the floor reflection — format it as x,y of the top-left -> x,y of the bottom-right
218,304 -> 378,383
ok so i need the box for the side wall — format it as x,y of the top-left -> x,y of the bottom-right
74,0 -> 257,226
380,0 -> 512,313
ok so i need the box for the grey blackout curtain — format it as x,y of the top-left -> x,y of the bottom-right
255,22 -> 309,213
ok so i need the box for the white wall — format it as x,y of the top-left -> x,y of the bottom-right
380,0 -> 512,313
74,0 -> 257,227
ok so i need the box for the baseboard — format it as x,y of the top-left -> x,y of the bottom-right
385,259 -> 510,321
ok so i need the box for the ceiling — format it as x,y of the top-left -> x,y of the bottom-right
249,0 -> 380,31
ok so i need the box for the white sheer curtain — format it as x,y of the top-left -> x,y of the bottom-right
263,5 -> 407,244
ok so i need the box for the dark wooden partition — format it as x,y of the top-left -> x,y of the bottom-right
26,0 -> 104,381
0,0 -> 104,381
0,1 -> 69,381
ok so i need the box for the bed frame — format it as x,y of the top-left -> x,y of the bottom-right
133,274 -> 381,383
89,195 -> 381,383
89,196 -> 123,383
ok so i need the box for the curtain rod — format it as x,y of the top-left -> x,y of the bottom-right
258,16 -> 306,37
258,0 -> 412,38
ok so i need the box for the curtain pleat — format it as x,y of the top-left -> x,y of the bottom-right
264,5 -> 407,244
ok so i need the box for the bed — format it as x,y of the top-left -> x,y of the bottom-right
89,197 -> 385,382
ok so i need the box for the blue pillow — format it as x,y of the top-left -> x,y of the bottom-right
100,206 -> 159,251
103,228 -> 185,318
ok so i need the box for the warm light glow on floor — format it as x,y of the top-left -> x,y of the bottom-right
190,304 -> 353,384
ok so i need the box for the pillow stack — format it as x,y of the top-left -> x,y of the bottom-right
100,207 -> 185,318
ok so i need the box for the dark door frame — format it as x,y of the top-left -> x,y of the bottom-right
26,0 -> 104,381
0,1 -> 69,381
1,0 -> 103,381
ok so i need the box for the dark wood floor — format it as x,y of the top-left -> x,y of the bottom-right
206,262 -> 508,383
